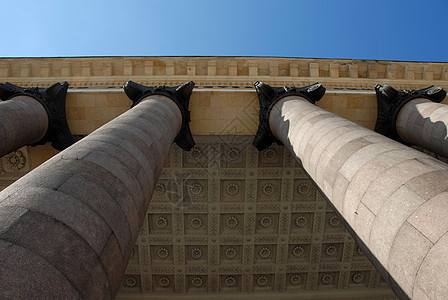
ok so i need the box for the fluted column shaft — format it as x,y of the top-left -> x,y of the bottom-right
0,95 -> 48,157
397,98 -> 448,157
269,95 -> 448,300
0,95 -> 181,299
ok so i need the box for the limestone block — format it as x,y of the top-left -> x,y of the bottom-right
290,62 -> 299,77
414,232 -> 448,299
187,61 -> 196,76
367,65 -> 377,79
144,61 -> 154,76
329,63 -> 339,78
408,191 -> 448,243
229,61 -> 237,76
405,65 -> 415,80
103,62 -> 113,76
423,66 -> 433,81
441,66 -> 448,80
348,64 -> 358,78
249,61 -> 258,77
41,63 -> 51,77
60,62 -> 70,77
0,239 -> 81,298
21,63 -> 31,77
388,222 -> 432,297
386,65 -> 397,79
123,60 -> 133,76
269,62 -> 278,76
166,61 -> 175,76
207,61 -> 217,76
82,62 -> 91,77
0,63 -> 10,77
309,63 -> 319,77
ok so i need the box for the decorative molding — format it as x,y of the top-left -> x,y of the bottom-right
1,148 -> 28,172
374,84 -> 446,142
253,81 -> 326,150
120,136 -> 388,296
0,81 -> 74,151
123,81 -> 195,151
0,57 -> 446,93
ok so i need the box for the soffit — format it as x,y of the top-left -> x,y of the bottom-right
116,135 -> 395,298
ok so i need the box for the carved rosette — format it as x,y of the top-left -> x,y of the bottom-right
123,81 -> 196,151
130,137 -> 384,296
2,149 -> 28,172
374,84 -> 446,142
253,81 -> 326,150
0,81 -> 74,150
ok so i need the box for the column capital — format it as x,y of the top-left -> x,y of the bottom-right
0,81 -> 74,151
374,84 -> 446,142
253,81 -> 326,150
124,81 -> 195,151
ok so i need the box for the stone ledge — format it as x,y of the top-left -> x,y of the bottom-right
0,57 -> 446,87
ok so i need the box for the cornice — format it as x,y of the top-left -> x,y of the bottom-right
0,57 -> 446,91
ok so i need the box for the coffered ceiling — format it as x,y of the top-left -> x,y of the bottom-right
116,136 -> 395,299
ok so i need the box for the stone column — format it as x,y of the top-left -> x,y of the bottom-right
0,82 -> 74,156
0,81 -> 195,299
254,81 -> 448,300
375,84 -> 448,157
0,95 -> 48,157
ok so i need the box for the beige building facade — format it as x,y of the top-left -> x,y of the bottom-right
0,56 -> 447,299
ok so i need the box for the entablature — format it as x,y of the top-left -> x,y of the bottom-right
0,56 -> 446,91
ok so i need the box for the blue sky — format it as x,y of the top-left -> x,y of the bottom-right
1,0 -> 447,61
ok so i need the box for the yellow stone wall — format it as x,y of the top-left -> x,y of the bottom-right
23,91 -> 385,170
1,57 -> 447,87
66,91 -> 381,136
0,56 -> 446,170
66,92 -> 129,133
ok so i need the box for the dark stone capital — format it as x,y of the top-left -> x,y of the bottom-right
374,84 -> 446,142
0,82 -> 74,151
253,81 -> 326,151
124,81 -> 196,151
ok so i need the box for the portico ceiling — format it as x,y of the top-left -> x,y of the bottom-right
116,136 -> 396,299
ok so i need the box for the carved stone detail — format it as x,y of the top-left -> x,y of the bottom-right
121,136 -> 390,296
0,82 -> 74,150
253,81 -> 326,150
124,81 -> 196,151
374,84 -> 446,142
1,147 -> 29,173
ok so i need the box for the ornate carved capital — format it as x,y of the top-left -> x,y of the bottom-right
253,81 -> 326,151
374,84 -> 446,142
0,81 -> 74,151
124,81 -> 196,151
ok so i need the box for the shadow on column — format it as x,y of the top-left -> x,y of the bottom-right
0,82 -> 74,155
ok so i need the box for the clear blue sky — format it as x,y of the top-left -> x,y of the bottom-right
1,0 -> 447,62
